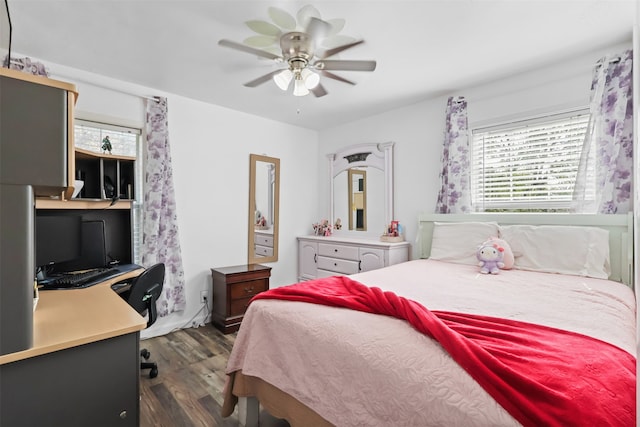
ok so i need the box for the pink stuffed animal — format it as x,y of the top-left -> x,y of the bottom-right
476,241 -> 505,274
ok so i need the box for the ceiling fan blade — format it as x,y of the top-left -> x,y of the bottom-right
243,70 -> 283,88
218,39 -> 282,61
268,7 -> 296,30
319,40 -> 364,59
305,17 -> 332,43
319,70 -> 355,85
310,83 -> 328,98
317,59 -> 377,72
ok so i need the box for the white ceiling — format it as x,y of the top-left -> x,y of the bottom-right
6,0 -> 636,130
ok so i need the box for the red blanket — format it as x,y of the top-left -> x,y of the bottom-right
252,275 -> 636,427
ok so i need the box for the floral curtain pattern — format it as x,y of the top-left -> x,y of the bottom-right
142,97 -> 186,316
573,49 -> 633,214
435,96 -> 471,213
3,56 -> 49,77
5,56 -> 49,76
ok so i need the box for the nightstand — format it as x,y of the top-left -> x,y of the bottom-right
210,264 -> 271,334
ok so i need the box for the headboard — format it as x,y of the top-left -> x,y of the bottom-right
417,213 -> 634,288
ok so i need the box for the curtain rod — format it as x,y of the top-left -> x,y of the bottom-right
8,58 -> 159,102
55,73 -> 161,103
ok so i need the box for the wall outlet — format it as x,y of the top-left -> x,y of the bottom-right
200,290 -> 208,304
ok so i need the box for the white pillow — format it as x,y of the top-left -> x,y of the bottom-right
430,221 -> 500,265
499,225 -> 610,279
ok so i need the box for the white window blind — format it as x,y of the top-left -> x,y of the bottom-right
471,111 -> 591,212
74,119 -> 140,157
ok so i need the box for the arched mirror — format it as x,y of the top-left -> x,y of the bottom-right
248,154 -> 280,264
329,142 -> 394,234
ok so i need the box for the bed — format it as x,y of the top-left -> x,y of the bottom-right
222,213 -> 636,426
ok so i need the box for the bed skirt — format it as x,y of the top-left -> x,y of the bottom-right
223,370 -> 333,427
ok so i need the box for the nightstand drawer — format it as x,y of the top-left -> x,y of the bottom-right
230,279 -> 268,299
230,297 -> 252,316
318,243 -> 359,260
317,256 -> 359,274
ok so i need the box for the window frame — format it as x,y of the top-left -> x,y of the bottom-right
469,108 -> 591,213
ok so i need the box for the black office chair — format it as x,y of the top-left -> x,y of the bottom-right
125,263 -> 165,378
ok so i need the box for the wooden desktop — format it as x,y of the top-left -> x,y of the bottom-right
0,268 -> 146,427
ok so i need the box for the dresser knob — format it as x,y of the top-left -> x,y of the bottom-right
334,249 -> 338,252
244,286 -> 254,293
334,262 -> 337,266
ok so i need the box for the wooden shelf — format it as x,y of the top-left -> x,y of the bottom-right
75,148 -> 136,200
75,147 -> 136,162
36,198 -> 133,210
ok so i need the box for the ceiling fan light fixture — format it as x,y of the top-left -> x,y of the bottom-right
301,68 -> 320,89
273,69 -> 293,90
293,77 -> 310,96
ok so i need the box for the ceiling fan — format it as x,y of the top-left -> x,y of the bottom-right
218,10 -> 376,98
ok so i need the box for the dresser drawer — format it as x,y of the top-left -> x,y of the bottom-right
317,269 -> 343,278
318,243 -> 359,260
230,278 -> 268,300
254,233 -> 274,247
255,244 -> 274,257
317,256 -> 359,274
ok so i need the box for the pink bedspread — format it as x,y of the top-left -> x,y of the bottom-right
252,275 -> 636,426
226,260 -> 637,426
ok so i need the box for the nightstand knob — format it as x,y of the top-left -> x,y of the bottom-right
119,411 -> 127,419
244,286 -> 254,294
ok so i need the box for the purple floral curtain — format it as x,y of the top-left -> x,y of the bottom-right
4,56 -> 49,76
573,49 -> 633,214
435,96 -> 471,213
143,97 -> 186,316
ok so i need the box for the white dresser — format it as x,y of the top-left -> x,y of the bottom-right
297,235 -> 410,281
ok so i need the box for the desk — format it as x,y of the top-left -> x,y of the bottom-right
0,268 -> 145,427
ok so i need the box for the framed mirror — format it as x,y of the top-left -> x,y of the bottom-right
248,154 -> 280,264
328,142 -> 394,234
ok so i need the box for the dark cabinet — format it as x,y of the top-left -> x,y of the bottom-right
0,71 -> 75,199
211,264 -> 271,333
0,333 -> 140,427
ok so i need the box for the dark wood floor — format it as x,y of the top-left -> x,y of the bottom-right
138,325 -> 290,427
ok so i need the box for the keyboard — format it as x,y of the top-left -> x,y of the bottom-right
39,264 -> 142,290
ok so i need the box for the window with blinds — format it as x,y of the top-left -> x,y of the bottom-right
470,110 -> 591,212
74,119 -> 140,157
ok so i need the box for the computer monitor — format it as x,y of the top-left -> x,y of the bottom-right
54,219 -> 108,272
77,220 -> 108,270
35,214 -> 82,271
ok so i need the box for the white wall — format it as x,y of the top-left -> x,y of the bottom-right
44,61 -> 319,338
29,39 -> 631,338
318,42 -> 631,258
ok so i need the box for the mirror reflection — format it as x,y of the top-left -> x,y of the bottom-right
248,154 -> 280,264
348,169 -> 366,230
